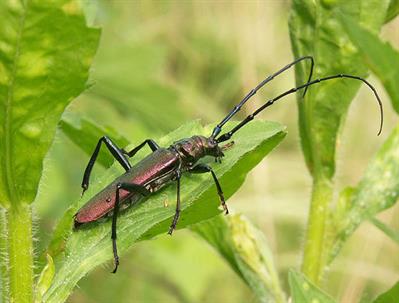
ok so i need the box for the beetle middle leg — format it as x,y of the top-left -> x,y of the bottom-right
112,182 -> 150,273
190,164 -> 228,214
168,170 -> 181,235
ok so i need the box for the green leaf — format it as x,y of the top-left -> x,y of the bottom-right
45,207 -> 77,262
0,0 -> 101,207
331,124 -> 399,261
341,14 -> 399,113
289,0 -> 388,179
43,120 -> 286,303
35,254 -> 55,303
289,1 -> 389,283
289,270 -> 336,303
386,0 -> 399,23
372,281 -> 399,303
60,113 -> 129,168
0,209 -> 7,302
191,214 -> 286,303
371,217 -> 399,245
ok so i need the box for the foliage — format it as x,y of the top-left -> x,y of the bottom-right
0,1 -> 100,302
370,218 -> 399,245
0,0 -> 100,208
341,13 -> 399,112
1,1 -> 398,302
288,270 -> 335,303
372,281 -> 399,303
386,0 -> 399,23
192,214 -> 285,303
43,120 -> 285,302
330,124 -> 399,260
289,0 -> 394,284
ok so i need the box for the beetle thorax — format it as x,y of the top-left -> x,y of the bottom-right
172,135 -> 224,165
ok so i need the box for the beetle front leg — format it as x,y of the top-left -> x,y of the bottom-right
190,164 -> 228,214
112,182 -> 150,273
168,171 -> 181,235
82,136 -> 131,195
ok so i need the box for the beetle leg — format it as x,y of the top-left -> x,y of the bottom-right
122,139 -> 159,158
168,171 -> 181,235
112,182 -> 150,274
81,136 -> 131,196
190,164 -> 228,215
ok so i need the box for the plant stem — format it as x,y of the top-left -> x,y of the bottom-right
6,204 -> 34,303
0,208 -> 8,302
301,177 -> 333,284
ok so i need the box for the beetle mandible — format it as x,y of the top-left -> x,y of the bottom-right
74,56 -> 383,273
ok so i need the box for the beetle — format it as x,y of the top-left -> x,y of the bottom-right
74,56 -> 383,273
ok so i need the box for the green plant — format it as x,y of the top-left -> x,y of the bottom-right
1,1 -> 399,302
0,1 -> 100,302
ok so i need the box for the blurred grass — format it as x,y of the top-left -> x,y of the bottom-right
33,1 -> 399,302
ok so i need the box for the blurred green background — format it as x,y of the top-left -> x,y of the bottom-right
33,1 -> 399,302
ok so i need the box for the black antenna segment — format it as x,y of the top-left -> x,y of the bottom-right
210,56 -> 314,139
215,74 -> 383,143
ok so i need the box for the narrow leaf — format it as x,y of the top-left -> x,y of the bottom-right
372,281 -> 399,303
386,0 -> 399,22
288,270 -> 336,303
289,0 -> 389,179
192,214 -> 286,303
341,14 -> 399,113
0,0 -> 101,207
290,1 -> 390,283
35,254 -> 55,303
43,120 -> 286,303
331,124 -> 399,261
371,217 -> 399,245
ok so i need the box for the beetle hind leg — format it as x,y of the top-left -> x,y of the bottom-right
111,182 -> 150,273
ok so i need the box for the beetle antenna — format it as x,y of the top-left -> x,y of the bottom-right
210,56 -> 314,139
216,74 -> 383,143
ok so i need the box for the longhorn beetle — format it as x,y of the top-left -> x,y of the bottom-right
74,56 -> 383,273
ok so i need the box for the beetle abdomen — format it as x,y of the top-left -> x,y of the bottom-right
74,148 -> 179,225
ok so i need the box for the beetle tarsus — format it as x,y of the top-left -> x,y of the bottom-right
168,209 -> 180,235
223,203 -> 229,215
168,174 -> 181,236
112,256 -> 119,274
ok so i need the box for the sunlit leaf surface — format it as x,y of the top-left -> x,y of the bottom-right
0,0 -> 100,207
